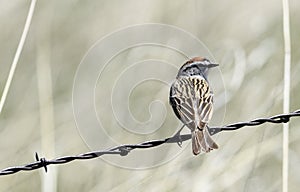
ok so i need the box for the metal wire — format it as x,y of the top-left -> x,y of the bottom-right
0,109 -> 299,176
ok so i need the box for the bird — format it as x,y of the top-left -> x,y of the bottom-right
169,57 -> 219,155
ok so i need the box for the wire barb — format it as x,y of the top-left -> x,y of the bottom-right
35,153 -> 48,173
0,109 -> 299,176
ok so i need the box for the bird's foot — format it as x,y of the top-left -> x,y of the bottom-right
173,125 -> 185,147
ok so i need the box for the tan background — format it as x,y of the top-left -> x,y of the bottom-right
0,0 -> 300,191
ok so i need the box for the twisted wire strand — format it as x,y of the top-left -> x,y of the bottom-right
0,109 -> 299,176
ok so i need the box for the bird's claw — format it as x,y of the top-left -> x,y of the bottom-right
176,136 -> 183,147
174,125 -> 185,148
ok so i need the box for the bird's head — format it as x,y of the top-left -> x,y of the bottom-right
177,57 -> 218,78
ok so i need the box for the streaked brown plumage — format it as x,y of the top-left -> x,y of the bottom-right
169,57 -> 218,155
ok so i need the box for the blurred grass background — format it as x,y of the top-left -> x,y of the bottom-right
0,0 -> 300,191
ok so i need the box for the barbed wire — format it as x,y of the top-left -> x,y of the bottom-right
0,109 -> 299,176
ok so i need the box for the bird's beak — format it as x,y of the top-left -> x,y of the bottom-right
193,61 -> 219,68
208,63 -> 219,68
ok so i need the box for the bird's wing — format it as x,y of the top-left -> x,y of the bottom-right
169,76 -> 214,129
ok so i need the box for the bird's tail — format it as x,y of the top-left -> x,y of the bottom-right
192,126 -> 218,155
